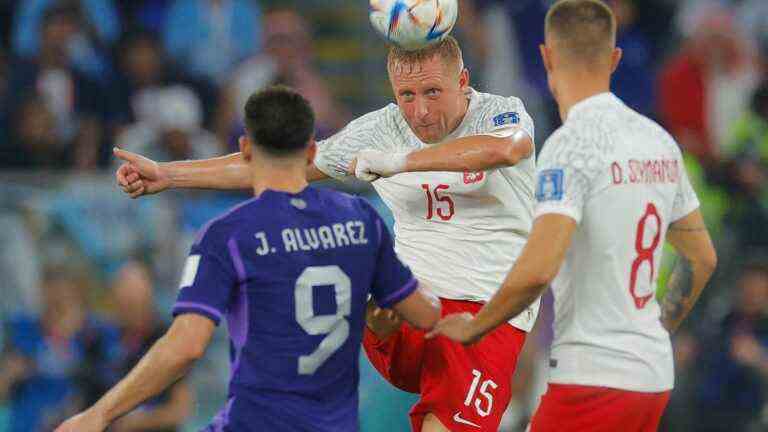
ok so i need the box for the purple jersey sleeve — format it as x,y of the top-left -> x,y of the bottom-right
367,208 -> 417,308
173,228 -> 238,325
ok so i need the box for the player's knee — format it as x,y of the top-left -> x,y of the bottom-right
421,413 -> 451,432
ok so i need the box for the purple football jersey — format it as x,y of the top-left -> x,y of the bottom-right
173,187 -> 415,431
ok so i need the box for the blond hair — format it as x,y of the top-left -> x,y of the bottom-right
387,36 -> 464,76
545,0 -> 616,66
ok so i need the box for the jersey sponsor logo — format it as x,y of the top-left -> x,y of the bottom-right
463,170 -> 485,184
492,111 -> 519,127
453,412 -> 481,428
536,169 -> 564,202
179,255 -> 201,290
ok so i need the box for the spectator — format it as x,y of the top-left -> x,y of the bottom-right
116,85 -> 219,162
117,0 -> 174,34
12,0 -> 120,81
0,212 -> 42,316
6,5 -> 106,169
658,6 -> 760,164
3,97 -> 71,169
696,262 -> 768,431
0,269 -> 121,432
216,9 -> 348,150
163,0 -> 262,85
106,262 -> 193,432
463,0 -> 555,135
110,31 -> 216,132
721,80 -> 768,251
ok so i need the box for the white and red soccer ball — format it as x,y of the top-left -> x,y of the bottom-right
370,0 -> 459,51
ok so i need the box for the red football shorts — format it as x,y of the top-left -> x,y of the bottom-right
530,383 -> 671,432
362,298 -> 527,431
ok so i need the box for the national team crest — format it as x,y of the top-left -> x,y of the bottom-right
463,170 -> 485,184
492,111 -> 520,127
536,169 -> 564,201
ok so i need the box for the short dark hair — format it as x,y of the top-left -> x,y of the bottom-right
243,85 -> 315,157
545,0 -> 616,66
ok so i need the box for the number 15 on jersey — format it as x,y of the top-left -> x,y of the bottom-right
422,184 -> 455,221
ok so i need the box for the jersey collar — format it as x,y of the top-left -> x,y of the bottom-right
259,186 -> 312,200
566,92 -> 622,120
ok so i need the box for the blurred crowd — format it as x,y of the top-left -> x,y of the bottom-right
2,0 -> 768,431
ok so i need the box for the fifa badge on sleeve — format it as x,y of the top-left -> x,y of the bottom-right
536,169 -> 564,202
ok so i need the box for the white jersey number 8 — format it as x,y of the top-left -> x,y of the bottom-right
295,265 -> 352,375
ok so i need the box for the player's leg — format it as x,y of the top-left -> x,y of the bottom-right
420,413 -> 451,432
362,300 -> 425,393
410,299 -> 527,432
530,384 -> 671,432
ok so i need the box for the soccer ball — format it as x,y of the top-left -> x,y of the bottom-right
370,0 -> 459,50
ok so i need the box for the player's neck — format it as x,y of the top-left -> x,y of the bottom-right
448,91 -> 472,135
250,162 -> 309,197
556,73 -> 611,122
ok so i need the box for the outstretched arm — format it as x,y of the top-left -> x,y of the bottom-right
115,149 -> 329,198
354,131 -> 533,181
109,382 -> 193,431
660,209 -> 717,333
55,314 -> 215,432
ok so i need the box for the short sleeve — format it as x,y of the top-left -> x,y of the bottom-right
534,129 -> 602,223
365,205 -> 417,308
314,106 -> 399,180
173,230 -> 238,325
670,163 -> 701,222
476,95 -> 535,144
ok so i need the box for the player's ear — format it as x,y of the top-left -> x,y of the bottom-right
239,135 -> 252,162
610,47 -> 623,74
306,138 -> 317,166
540,44 -> 553,73
458,67 -> 469,90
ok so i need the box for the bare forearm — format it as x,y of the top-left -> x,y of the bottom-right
162,153 -> 329,190
117,384 -> 192,430
405,131 -> 531,173
660,256 -> 713,333
163,153 -> 252,190
91,336 -> 195,424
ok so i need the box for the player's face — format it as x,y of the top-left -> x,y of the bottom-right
390,56 -> 469,144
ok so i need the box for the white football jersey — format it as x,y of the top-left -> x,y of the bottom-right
535,93 -> 700,392
314,89 -> 540,332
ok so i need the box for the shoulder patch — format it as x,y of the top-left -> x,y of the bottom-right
492,111 -> 520,127
536,169 -> 564,202
179,255 -> 201,289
